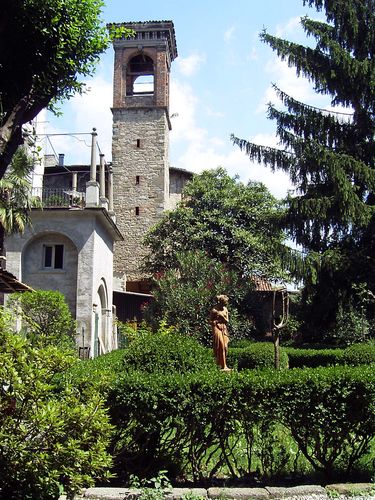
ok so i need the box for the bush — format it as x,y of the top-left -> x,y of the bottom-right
277,365 -> 375,478
105,364 -> 375,482
227,342 -> 289,370
342,342 -> 375,366
7,290 -> 76,349
230,338 -> 255,348
323,303 -> 370,346
286,347 -> 344,368
66,348 -> 127,394
0,311 -> 113,500
122,331 -> 216,374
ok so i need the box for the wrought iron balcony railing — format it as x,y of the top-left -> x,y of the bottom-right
32,188 -> 86,208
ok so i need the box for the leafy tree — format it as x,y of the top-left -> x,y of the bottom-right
232,0 -> 375,334
0,148 -> 39,257
0,0 -> 133,178
143,251 -> 255,345
0,310 -> 113,499
145,168 -> 290,281
7,290 -> 76,349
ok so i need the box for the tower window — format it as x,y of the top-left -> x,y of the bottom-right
43,244 -> 64,269
135,207 -> 140,216
136,139 -> 142,148
133,74 -> 154,95
136,175 -> 140,185
127,55 -> 155,96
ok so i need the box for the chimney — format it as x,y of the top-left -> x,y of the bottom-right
58,153 -> 65,166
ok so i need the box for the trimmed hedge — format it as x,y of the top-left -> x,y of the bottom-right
122,332 -> 216,374
227,342 -> 289,370
67,338 -> 375,483
100,364 -> 374,482
342,342 -> 375,366
286,343 -> 375,368
286,347 -> 344,368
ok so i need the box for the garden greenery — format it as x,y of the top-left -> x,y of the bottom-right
7,290 -> 76,349
72,334 -> 375,484
0,304 -> 113,499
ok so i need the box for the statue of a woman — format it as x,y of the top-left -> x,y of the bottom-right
210,294 -> 231,371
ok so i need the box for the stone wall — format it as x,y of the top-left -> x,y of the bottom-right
112,107 -> 170,282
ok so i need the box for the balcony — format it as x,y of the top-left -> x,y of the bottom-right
32,188 -> 86,209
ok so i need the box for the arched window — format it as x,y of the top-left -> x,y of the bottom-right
126,54 -> 154,96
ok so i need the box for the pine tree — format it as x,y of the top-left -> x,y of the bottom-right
232,0 -> 375,333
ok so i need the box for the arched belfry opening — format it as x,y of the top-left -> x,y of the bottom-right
126,54 -> 154,96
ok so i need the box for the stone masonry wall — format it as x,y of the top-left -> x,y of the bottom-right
112,107 -> 169,282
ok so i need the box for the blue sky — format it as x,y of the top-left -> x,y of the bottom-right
40,0 -> 333,198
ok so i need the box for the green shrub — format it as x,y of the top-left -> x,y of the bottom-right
323,303 -> 371,346
122,332 -> 216,374
7,290 -> 76,349
286,347 -> 344,368
66,348 -> 127,394
0,311 -> 113,500
230,338 -> 255,348
276,365 -> 375,478
342,342 -> 375,366
106,364 -> 374,482
227,342 -> 289,370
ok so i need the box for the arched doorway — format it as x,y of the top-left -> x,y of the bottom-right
93,281 -> 109,357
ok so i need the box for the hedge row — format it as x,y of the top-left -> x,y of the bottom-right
227,343 -> 289,369
285,347 -> 343,368
286,343 -> 375,368
74,353 -> 375,483
228,342 -> 375,369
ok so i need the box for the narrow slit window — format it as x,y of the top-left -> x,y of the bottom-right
136,175 -> 140,185
136,139 -> 141,148
135,207 -> 140,216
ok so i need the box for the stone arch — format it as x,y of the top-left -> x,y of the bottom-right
93,279 -> 109,356
21,231 -> 78,316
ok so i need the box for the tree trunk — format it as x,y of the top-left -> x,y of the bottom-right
273,329 -> 280,370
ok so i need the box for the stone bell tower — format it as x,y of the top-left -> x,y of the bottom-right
110,21 -> 177,291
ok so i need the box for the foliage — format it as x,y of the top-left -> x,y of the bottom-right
323,302 -> 371,346
228,343 -> 289,370
278,366 -> 375,478
342,342 -> 375,367
0,0 -> 134,177
0,310 -> 113,500
231,0 -> 375,337
286,347 -> 344,368
7,290 -> 76,349
143,250 -> 254,346
145,168 -> 290,281
104,364 -> 374,482
0,148 -> 40,253
129,470 -> 172,500
122,331 -> 216,375
144,169 -> 299,340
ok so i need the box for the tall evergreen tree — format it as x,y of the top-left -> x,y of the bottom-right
232,0 -> 375,333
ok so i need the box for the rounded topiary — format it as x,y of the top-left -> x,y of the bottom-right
122,333 -> 216,374
228,342 -> 289,370
342,343 -> 375,366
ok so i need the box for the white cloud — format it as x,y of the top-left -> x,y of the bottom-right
177,53 -> 206,76
256,56 -> 328,114
275,16 -> 302,37
224,26 -> 236,43
170,79 -> 293,199
44,74 -> 113,165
